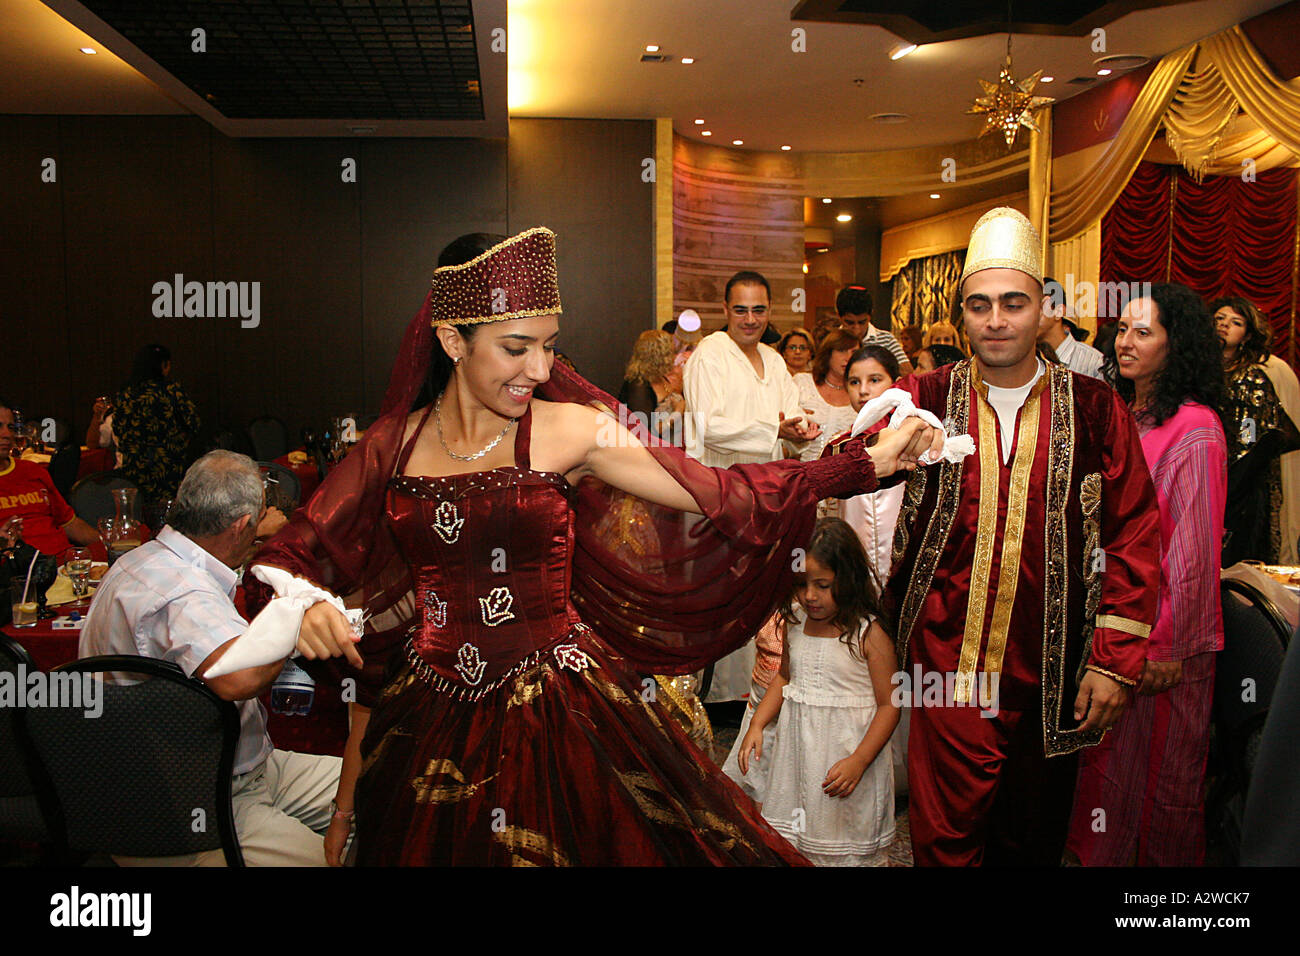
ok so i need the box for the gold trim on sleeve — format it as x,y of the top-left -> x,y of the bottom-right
1095,614 -> 1153,639
1085,663 -> 1138,687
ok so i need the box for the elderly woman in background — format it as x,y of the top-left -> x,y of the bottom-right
1212,296 -> 1298,564
618,329 -> 686,442
778,327 -> 815,377
1069,282 -> 1227,867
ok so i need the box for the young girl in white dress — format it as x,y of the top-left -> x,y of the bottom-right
738,518 -> 900,866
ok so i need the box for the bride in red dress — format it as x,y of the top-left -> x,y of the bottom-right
247,228 -> 939,865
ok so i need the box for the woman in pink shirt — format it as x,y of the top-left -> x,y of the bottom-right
1068,283 -> 1227,866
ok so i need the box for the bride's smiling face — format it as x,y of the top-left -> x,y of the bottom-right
448,313 -> 560,416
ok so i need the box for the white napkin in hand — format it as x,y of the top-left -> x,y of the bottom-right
850,387 -> 976,465
203,565 -> 364,679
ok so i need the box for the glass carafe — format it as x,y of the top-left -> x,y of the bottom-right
98,487 -> 144,565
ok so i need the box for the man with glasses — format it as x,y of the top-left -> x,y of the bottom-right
683,271 -> 820,702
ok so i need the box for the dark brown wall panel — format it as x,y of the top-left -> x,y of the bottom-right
1,115 -> 650,449
0,117 -> 68,428
59,116 -> 215,443
359,137 -> 508,415
507,118 -> 655,395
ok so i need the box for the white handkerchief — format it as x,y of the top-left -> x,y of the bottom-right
203,565 -> 364,679
849,388 -> 975,465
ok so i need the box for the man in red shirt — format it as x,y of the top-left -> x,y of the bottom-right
0,401 -> 99,555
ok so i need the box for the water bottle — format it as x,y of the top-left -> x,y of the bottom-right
270,658 -> 315,716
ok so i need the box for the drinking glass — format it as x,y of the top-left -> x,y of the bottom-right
65,547 -> 93,599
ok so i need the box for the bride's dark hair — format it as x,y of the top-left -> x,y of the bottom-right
411,232 -> 509,412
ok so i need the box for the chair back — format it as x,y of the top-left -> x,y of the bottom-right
259,460 -> 301,511
0,634 -> 61,846
47,443 -> 82,500
1216,579 -> 1289,743
246,416 -> 289,463
23,655 -> 244,865
68,471 -> 140,526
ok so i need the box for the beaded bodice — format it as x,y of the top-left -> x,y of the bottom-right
384,404 -> 586,698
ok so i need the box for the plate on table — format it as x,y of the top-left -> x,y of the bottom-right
1259,564 -> 1300,592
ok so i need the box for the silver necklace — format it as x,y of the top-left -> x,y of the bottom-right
435,393 -> 517,462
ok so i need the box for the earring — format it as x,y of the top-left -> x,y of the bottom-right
453,356 -> 462,365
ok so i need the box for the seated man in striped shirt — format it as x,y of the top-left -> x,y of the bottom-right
80,450 -> 353,866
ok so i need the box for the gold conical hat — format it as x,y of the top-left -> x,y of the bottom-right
960,207 -> 1043,287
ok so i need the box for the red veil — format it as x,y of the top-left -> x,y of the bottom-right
246,293 -> 876,704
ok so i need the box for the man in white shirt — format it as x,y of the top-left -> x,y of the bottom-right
1039,277 -> 1104,380
684,271 -> 820,701
81,450 -> 348,866
837,285 -> 914,376
684,271 -> 819,466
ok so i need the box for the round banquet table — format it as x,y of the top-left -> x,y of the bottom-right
3,584 -> 348,757
273,450 -> 322,503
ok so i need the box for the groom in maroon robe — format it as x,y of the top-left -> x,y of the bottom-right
881,209 -> 1161,865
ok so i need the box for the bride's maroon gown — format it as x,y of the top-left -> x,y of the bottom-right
355,402 -> 808,864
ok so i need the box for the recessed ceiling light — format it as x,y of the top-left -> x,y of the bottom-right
930,193 -> 941,199
732,139 -> 743,146
681,57 -> 695,65
701,130 -> 712,136
869,112 -> 910,124
821,198 -> 832,204
781,145 -> 791,151
1041,75 -> 1055,83
79,47 -> 97,54
802,263 -> 809,274
1097,68 -> 1112,76
645,45 -> 660,53
694,118 -> 704,125
889,43 -> 917,61
350,126 -> 376,134
836,213 -> 852,223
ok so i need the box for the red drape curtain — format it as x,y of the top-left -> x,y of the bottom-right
1100,161 -> 1298,368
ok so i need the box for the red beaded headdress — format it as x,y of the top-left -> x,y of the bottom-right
429,226 -> 563,327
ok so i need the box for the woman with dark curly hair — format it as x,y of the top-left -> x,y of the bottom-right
1070,282 -> 1227,866
1211,296 -> 1296,563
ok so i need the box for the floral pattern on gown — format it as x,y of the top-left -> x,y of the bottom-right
352,406 -> 807,865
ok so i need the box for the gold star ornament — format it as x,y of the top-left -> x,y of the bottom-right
969,49 -> 1054,148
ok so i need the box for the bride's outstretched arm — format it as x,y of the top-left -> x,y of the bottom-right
567,403 -> 942,513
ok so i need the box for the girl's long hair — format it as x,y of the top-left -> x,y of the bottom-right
1103,283 -> 1225,428
782,517 -> 884,659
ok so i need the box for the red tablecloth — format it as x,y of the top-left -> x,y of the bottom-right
272,451 -> 321,503
4,586 -> 348,757
77,447 -> 113,479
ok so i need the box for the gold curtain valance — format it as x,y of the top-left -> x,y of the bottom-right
1050,24 -> 1300,243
